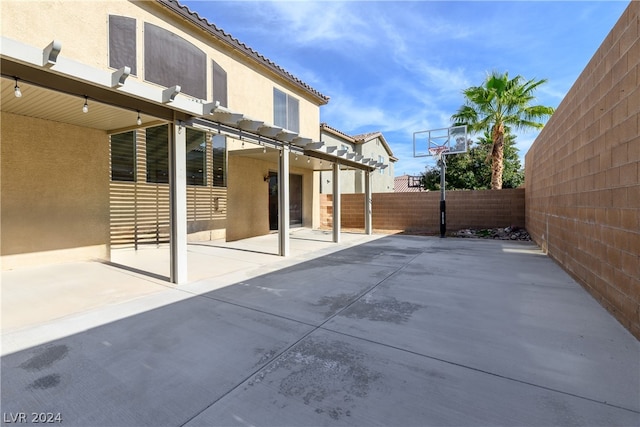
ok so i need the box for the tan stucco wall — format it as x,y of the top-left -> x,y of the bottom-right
226,155 -> 272,241
362,137 -> 395,193
226,141 -> 315,241
1,112 -> 110,268
1,0 -> 321,138
318,131 -> 396,194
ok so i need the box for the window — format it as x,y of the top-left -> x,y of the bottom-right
212,134 -> 227,187
110,131 -> 135,181
144,23 -> 206,99
212,60 -> 228,107
186,128 -> 206,186
146,125 -> 169,184
379,155 -> 384,174
273,88 -> 299,133
109,15 -> 137,75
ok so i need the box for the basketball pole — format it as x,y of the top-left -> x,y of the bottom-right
413,125 -> 466,240
439,154 -> 446,238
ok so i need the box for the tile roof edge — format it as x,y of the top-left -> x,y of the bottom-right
156,0 -> 330,105
320,123 -> 355,142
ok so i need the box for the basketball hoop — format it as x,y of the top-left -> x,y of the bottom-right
428,146 -> 449,161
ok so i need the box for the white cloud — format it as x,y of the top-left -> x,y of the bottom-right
251,1 -> 374,48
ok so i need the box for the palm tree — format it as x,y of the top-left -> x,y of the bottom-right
451,71 -> 554,189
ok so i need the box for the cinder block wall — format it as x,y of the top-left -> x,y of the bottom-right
320,189 -> 525,233
525,2 -> 639,339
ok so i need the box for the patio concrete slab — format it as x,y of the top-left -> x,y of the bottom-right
200,257 -> 399,325
1,296 -> 313,427
2,232 -> 639,426
324,237 -> 640,412
1,229 -> 383,353
186,329 -> 638,427
1,261 -> 167,333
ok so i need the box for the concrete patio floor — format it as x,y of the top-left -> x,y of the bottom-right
1,230 -> 639,426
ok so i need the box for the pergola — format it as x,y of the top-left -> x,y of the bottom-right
1,37 -> 388,284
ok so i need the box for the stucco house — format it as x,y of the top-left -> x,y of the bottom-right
319,123 -> 397,194
0,0 -> 388,283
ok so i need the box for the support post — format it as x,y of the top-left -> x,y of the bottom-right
439,156 -> 446,238
278,145 -> 290,256
169,119 -> 188,283
332,161 -> 341,243
364,170 -> 372,235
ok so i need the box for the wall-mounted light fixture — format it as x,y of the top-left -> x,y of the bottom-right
14,78 -> 22,98
264,174 -> 270,182
82,96 -> 89,113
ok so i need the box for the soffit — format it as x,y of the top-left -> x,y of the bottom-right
1,76 -> 163,132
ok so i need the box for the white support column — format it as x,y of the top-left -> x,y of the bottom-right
278,145 -> 290,256
169,119 -> 188,284
332,161 -> 341,243
364,170 -> 372,235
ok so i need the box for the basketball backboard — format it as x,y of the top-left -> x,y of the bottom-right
413,125 -> 467,158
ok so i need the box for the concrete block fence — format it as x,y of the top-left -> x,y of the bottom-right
526,2 -> 639,339
319,189 -> 525,234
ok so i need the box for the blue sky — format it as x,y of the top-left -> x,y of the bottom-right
181,0 -> 629,176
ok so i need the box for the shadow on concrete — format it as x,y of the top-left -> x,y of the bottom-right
2,235 -> 639,426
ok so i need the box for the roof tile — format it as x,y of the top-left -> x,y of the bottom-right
157,0 -> 329,104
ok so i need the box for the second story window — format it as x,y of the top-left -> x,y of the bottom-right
273,88 -> 299,133
109,15 -> 137,75
212,60 -> 227,107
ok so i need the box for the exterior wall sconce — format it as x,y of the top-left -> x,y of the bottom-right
264,175 -> 270,182
14,78 -> 22,98
82,96 -> 89,113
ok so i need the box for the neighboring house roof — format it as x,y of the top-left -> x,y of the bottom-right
352,131 -> 398,162
320,123 -> 354,141
394,175 -> 425,192
320,123 -> 397,161
156,0 -> 330,105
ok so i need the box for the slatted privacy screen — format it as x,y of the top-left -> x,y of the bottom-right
109,129 -> 227,248
110,182 -> 227,248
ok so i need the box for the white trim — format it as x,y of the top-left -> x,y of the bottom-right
1,36 -> 205,116
332,162 -> 341,243
169,121 -> 188,284
278,146 -> 290,256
